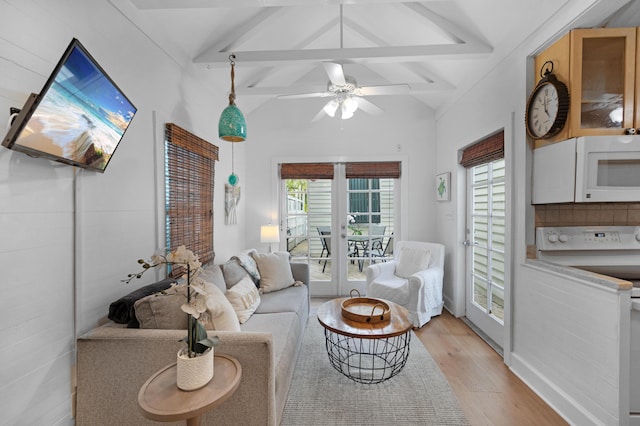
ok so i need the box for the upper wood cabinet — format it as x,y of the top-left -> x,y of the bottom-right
534,27 -> 637,147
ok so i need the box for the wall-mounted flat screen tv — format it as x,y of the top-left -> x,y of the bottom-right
2,38 -> 137,172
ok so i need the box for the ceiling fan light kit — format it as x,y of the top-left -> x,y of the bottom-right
280,61 -> 410,121
323,99 -> 339,117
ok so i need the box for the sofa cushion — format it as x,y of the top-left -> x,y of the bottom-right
226,275 -> 261,323
252,251 -> 295,293
255,284 -> 308,316
222,258 -> 249,289
200,263 -> 226,293
134,284 -> 188,329
396,246 -> 431,279
108,277 -> 178,326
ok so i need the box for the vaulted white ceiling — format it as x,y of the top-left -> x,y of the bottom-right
110,0 -> 626,117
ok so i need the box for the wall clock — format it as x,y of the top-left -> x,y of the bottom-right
525,61 -> 570,140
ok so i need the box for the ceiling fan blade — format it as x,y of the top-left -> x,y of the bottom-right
355,84 -> 410,96
278,91 -> 333,100
356,97 -> 384,115
312,105 -> 329,122
323,62 -> 346,86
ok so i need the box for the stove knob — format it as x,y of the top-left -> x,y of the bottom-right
558,234 -> 569,243
636,233 -> 640,242
548,234 -> 558,243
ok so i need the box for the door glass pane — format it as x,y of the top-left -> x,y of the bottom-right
470,158 -> 506,320
286,179 -> 332,282
581,37 -> 625,129
347,178 -> 394,280
491,282 -> 505,322
472,275 -> 489,311
473,163 -> 489,183
472,246 -> 488,277
473,216 -> 488,248
491,217 -> 506,252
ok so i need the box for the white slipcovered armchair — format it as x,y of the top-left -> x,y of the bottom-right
365,241 -> 445,328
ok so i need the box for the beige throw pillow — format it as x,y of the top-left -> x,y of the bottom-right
225,275 -> 261,323
205,283 -> 241,331
134,285 -> 188,329
252,251 -> 295,293
395,246 -> 431,279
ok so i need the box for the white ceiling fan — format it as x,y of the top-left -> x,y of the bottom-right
278,62 -> 410,121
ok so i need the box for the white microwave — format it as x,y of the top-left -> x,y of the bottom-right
533,136 -> 640,203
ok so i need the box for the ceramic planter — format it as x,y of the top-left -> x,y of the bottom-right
176,347 -> 214,391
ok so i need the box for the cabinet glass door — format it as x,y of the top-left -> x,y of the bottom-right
572,28 -> 636,135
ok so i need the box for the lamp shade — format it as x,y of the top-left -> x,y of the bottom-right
260,225 -> 280,243
219,104 -> 246,142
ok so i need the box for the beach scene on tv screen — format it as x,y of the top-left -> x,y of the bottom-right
15,45 -> 136,170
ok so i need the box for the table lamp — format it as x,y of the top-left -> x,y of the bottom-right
260,225 -> 280,252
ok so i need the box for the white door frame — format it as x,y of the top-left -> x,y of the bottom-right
274,154 -> 408,297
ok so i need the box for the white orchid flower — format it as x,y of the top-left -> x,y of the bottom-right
181,302 -> 200,319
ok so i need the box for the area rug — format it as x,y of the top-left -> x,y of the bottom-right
281,314 -> 469,426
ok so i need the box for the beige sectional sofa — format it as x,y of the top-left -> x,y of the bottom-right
76,260 -> 309,426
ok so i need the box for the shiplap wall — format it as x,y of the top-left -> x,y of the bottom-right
0,1 -> 244,423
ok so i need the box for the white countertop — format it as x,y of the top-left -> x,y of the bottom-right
527,259 -> 633,292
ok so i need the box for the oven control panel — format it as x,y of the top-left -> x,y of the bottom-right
537,226 -> 640,251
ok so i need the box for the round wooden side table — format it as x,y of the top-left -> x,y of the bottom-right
138,353 -> 242,426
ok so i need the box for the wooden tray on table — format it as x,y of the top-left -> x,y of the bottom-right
341,291 -> 390,324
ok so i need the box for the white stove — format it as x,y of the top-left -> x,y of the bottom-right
536,226 -> 640,297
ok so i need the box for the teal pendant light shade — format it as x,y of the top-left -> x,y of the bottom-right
219,104 -> 246,142
219,54 -> 246,142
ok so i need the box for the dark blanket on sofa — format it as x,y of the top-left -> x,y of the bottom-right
108,278 -> 177,327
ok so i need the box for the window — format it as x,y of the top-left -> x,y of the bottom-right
165,123 -> 218,269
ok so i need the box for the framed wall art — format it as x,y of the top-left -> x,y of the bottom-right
436,172 -> 451,201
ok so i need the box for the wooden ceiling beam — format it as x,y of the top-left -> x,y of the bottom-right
131,0 -> 437,9
194,43 -> 492,68
235,81 -> 453,97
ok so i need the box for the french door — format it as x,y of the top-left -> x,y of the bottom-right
282,162 -> 397,296
465,158 -> 506,348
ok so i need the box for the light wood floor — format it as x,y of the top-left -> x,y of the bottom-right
415,310 -> 568,426
311,298 -> 567,425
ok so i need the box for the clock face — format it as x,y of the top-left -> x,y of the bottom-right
527,82 -> 560,138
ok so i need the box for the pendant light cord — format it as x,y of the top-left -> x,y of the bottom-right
229,54 -> 237,106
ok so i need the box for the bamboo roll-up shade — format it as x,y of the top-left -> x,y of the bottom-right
280,162 -> 334,179
459,131 -> 504,168
345,161 -> 401,179
165,123 -> 218,272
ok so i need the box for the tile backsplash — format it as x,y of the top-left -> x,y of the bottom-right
535,203 -> 640,227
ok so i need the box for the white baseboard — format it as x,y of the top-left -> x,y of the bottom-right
510,352 -> 612,426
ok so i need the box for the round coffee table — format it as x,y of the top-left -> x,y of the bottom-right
138,353 -> 242,426
317,297 -> 412,384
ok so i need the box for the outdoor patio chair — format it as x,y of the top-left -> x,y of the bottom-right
369,225 -> 386,254
369,233 -> 393,263
366,240 -> 444,328
317,226 -> 331,273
